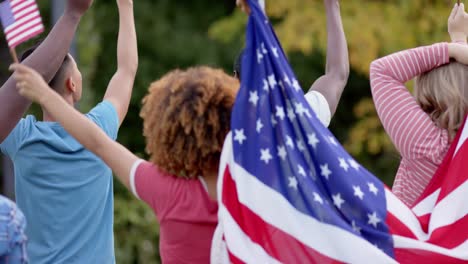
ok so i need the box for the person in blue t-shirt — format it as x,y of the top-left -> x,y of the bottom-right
0,0 -> 138,263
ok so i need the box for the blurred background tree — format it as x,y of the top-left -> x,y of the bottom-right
0,0 -> 456,263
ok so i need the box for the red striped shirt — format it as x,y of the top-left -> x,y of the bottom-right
370,43 -> 450,207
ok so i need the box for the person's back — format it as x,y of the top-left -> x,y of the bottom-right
1,101 -> 118,263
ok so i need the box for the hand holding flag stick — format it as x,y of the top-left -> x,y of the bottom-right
0,0 -> 44,63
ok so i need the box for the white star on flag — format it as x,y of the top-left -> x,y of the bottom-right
308,133 -> 319,149
332,193 -> 345,209
292,79 -> 301,91
368,212 -> 381,228
276,106 -> 285,120
268,74 -> 277,89
349,159 -> 360,170
351,220 -> 361,235
320,164 -> 332,179
288,177 -> 298,190
286,136 -> 295,149
287,105 -> 296,121
295,102 -> 309,117
271,46 -> 279,58
234,129 -> 247,144
263,79 -> 269,92
256,119 -> 264,133
313,192 -> 323,204
353,185 -> 364,200
298,165 -> 306,177
328,136 -> 338,146
249,91 -> 259,106
368,182 -> 379,195
277,145 -> 287,160
260,148 -> 272,164
339,158 -> 350,171
297,140 -> 306,152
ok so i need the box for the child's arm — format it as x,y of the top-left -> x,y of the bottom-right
102,0 -> 138,125
11,64 -> 138,190
307,0 -> 349,116
0,0 -> 93,142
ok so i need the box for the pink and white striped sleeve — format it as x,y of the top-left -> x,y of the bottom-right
370,43 -> 450,161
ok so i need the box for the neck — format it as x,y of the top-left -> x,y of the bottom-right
42,94 -> 75,122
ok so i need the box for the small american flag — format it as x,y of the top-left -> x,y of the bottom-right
0,0 -> 43,48
216,0 -> 468,262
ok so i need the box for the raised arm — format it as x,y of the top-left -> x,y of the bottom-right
11,64 -> 138,189
308,0 -> 349,116
369,43 -> 468,159
103,0 -> 138,125
0,0 -> 93,142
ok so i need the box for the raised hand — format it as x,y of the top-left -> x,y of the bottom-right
9,64 -> 51,104
236,0 -> 251,14
448,3 -> 468,43
65,0 -> 94,17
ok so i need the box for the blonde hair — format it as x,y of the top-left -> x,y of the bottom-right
415,61 -> 468,140
140,66 -> 239,178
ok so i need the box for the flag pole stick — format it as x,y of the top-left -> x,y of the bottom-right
9,48 -> 19,63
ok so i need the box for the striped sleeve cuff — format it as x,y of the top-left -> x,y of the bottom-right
130,159 -> 145,200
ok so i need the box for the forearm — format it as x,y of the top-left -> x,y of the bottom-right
323,0 -> 349,80
103,2 -> 138,123
116,2 -> 138,74
0,13 -> 81,142
370,43 -> 449,86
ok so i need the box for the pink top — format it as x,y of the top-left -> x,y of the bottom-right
129,160 -> 218,264
370,43 -> 451,207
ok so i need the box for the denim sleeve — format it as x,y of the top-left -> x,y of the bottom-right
0,196 -> 28,263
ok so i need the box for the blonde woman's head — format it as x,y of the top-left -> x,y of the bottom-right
415,61 -> 468,140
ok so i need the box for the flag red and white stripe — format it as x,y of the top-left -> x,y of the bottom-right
0,0 -> 43,48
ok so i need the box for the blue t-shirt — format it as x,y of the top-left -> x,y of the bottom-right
0,101 -> 118,264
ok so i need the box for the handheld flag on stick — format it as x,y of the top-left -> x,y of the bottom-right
0,0 -> 44,63
215,0 -> 468,262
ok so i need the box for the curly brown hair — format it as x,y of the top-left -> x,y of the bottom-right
140,66 -> 239,179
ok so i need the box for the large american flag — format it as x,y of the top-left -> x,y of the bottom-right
0,0 -> 43,48
216,0 -> 468,262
